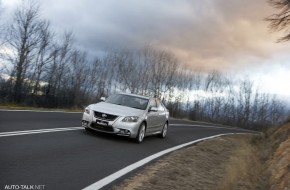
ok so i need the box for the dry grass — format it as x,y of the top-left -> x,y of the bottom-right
267,123 -> 290,190
111,135 -> 257,190
209,123 -> 290,190
217,136 -> 269,190
216,123 -> 290,190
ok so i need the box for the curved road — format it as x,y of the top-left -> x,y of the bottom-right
0,110 -> 256,190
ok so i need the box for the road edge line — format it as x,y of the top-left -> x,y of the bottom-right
83,132 -> 255,190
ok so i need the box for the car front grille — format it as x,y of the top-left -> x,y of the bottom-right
94,111 -> 118,121
90,123 -> 114,132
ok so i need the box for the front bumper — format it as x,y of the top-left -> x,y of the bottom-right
82,112 -> 142,138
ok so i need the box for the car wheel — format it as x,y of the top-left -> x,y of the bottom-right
135,123 -> 146,143
158,122 -> 168,138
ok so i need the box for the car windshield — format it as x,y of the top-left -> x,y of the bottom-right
106,94 -> 149,110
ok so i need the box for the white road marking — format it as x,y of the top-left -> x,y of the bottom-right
0,127 -> 83,137
0,109 -> 82,113
0,124 -> 258,138
83,132 -> 255,190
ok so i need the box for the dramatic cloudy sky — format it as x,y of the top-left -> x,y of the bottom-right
2,0 -> 290,96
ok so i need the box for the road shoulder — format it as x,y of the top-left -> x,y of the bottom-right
111,134 -> 263,190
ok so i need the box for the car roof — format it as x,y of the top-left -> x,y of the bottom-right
118,93 -> 151,99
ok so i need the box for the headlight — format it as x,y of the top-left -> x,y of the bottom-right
85,107 -> 90,115
122,116 -> 139,122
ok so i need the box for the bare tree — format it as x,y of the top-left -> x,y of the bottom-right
5,1 -> 45,102
29,21 -> 54,95
236,80 -> 254,127
147,49 -> 177,98
114,51 -> 139,93
266,0 -> 290,42
68,50 -> 90,106
45,32 -> 74,98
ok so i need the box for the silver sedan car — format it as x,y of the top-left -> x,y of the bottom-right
82,93 -> 169,143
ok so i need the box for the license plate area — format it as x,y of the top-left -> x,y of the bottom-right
91,120 -> 114,132
95,120 -> 109,126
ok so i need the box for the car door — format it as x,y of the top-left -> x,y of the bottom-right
156,99 -> 167,130
146,99 -> 159,133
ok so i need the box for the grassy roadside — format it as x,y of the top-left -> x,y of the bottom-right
111,135 -> 260,190
264,122 -> 290,190
217,135 -> 268,190
111,123 -> 290,190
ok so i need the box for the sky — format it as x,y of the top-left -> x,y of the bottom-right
1,0 -> 290,97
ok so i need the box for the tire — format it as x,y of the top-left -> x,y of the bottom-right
135,123 -> 146,143
158,122 -> 168,138
82,121 -> 93,132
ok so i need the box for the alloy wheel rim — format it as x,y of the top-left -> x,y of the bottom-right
163,123 -> 167,137
139,125 -> 145,142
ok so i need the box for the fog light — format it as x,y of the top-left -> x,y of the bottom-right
82,120 -> 88,127
119,129 -> 130,135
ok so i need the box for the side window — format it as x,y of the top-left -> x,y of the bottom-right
156,99 -> 164,111
149,99 -> 157,108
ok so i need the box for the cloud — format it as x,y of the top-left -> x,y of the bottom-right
2,0 -> 290,97
3,0 -> 290,72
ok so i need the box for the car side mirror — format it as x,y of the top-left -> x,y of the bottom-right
149,106 -> 158,112
100,97 -> 106,102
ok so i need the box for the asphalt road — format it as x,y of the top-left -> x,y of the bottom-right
0,110 -> 256,190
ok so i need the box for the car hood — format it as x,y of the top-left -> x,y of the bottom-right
90,102 -> 145,117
